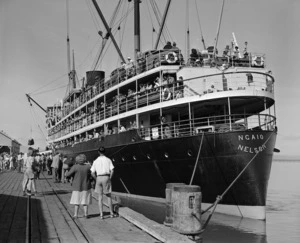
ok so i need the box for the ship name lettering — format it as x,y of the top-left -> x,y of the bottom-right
237,144 -> 266,154
238,134 -> 264,141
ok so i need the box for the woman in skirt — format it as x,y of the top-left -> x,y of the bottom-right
66,154 -> 92,218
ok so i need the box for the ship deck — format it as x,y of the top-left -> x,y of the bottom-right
0,170 -> 193,243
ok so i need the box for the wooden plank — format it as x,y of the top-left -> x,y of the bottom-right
119,207 -> 194,243
0,189 -> 21,242
7,191 -> 28,242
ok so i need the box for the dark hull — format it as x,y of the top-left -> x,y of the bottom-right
59,130 -> 277,218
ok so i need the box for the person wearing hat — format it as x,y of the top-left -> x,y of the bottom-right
91,147 -> 116,219
66,154 -> 92,218
163,41 -> 172,49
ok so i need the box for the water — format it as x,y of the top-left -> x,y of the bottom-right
122,161 -> 300,243
202,161 -> 300,243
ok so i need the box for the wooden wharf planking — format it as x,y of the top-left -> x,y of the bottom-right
0,171 -> 159,242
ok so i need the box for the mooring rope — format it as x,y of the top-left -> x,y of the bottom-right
201,130 -> 275,231
189,132 -> 204,185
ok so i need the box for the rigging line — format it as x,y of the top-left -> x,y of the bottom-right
77,39 -> 100,71
91,2 -> 124,71
150,0 -> 167,44
96,36 -> 114,70
93,29 -> 116,70
108,0 -> 122,28
118,1 -> 130,62
189,132 -> 204,185
91,39 -> 106,70
111,6 -> 134,30
202,131 -> 275,230
186,0 -> 190,61
153,0 -> 172,43
213,0 -> 225,58
32,84 -> 68,96
145,0 -> 155,47
28,73 -> 67,95
201,132 -> 243,218
85,0 -> 101,31
194,0 -> 206,49
30,105 -> 47,141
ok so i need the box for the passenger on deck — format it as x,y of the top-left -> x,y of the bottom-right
127,89 -> 135,99
223,45 -> 230,57
163,41 -> 173,49
172,42 -> 179,50
234,46 -> 240,58
119,125 -> 126,132
190,49 -> 198,65
139,84 -> 146,95
174,90 -> 183,99
154,77 -> 160,91
243,41 -> 248,58
163,125 -> 172,139
162,76 -> 168,86
146,82 -> 153,92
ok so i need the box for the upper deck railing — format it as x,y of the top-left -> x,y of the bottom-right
47,69 -> 275,141
47,49 -> 267,125
53,113 -> 276,148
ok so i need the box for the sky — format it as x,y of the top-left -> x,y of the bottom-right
0,0 -> 299,157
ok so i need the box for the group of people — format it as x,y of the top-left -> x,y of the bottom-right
67,146 -> 116,219
21,146 -> 117,219
0,153 -> 18,172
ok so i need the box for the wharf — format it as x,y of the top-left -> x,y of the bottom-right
0,171 -> 194,243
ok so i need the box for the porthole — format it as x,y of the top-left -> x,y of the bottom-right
187,150 -> 193,157
164,152 -> 169,158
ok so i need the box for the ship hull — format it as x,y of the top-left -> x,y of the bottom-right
59,129 -> 277,220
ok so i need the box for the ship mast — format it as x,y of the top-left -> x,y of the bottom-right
66,0 -> 76,89
134,0 -> 141,59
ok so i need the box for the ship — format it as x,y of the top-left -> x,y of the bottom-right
44,0 -> 277,220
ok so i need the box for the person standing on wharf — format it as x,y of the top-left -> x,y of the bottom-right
22,147 -> 37,196
91,147 -> 116,219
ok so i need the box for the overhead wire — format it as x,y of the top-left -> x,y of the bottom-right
145,0 -> 156,47
194,0 -> 206,49
85,0 -> 102,32
32,84 -> 69,96
151,0 -> 173,44
28,73 -> 67,96
117,1 -> 130,66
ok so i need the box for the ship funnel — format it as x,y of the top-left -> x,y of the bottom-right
86,71 -> 105,88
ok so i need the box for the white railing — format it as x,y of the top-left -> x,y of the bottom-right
53,113 -> 276,148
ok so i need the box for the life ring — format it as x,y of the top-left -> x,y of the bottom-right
163,88 -> 171,100
165,52 -> 178,64
252,56 -> 264,67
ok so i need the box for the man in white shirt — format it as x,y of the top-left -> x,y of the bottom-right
91,147 -> 116,219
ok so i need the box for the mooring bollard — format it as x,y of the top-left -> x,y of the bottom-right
171,185 -> 202,235
163,183 -> 185,226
